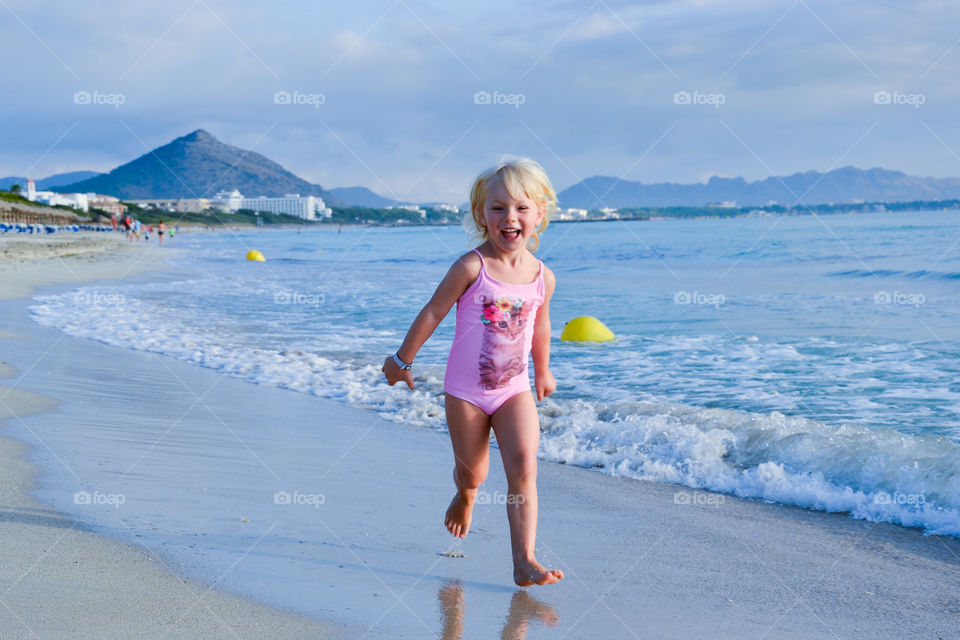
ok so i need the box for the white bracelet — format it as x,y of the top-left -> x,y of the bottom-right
393,352 -> 412,370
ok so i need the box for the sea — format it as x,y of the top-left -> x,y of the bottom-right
29,210 -> 960,541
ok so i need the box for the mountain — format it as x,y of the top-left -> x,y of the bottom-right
557,167 -> 960,208
0,171 -> 102,191
327,186 -> 409,208
53,130 -> 336,201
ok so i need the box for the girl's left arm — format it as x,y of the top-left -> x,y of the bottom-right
532,266 -> 557,401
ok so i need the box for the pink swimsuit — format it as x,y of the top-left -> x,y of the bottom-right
444,249 -> 545,415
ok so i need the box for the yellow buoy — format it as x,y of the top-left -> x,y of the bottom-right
560,316 -> 615,342
246,250 -> 266,262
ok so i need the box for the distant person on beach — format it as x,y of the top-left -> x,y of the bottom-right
132,218 -> 142,241
157,220 -> 166,246
382,157 -> 564,587
123,216 -> 132,241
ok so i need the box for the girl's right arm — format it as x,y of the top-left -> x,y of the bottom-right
382,252 -> 480,390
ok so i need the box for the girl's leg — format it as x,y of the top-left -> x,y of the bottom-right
491,391 -> 564,586
444,393 -> 492,538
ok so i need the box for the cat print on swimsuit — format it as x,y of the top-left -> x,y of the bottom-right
478,295 -> 530,390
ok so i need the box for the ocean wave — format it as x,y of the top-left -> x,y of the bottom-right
827,268 -> 960,281
538,399 -> 960,537
30,282 -> 960,538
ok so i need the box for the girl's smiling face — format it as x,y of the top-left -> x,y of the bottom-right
482,179 -> 543,252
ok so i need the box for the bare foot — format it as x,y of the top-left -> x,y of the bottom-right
444,489 -> 476,538
513,559 -> 564,587
445,467 -> 478,538
443,467 -> 477,538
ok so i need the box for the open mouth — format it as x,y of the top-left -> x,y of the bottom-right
500,226 -> 521,241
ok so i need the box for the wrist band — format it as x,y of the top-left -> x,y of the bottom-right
393,352 -> 412,370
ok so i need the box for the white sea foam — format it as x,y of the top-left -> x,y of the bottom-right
538,399 -> 960,536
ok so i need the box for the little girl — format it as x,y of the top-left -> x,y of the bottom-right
382,157 -> 564,587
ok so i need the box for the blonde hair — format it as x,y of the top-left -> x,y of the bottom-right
468,156 -> 557,251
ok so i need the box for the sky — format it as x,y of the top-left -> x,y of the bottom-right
1,0 -> 959,203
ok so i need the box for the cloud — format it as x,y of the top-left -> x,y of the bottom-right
1,0 -> 959,202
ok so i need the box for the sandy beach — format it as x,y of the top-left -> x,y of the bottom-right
0,232 -> 172,300
1,232 -> 959,638
0,234 -> 338,638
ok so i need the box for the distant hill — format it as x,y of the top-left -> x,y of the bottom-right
326,186 -> 408,208
557,166 -> 960,208
53,130 -> 337,202
0,171 -> 102,191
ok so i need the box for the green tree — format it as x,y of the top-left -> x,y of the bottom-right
9,183 -> 21,194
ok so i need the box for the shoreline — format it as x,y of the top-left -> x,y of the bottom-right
0,232 -> 175,300
0,235 -> 339,638
1,233 -> 959,637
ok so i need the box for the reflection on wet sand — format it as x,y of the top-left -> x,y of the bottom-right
438,581 -> 559,639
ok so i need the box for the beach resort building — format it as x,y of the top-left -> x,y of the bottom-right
87,194 -> 127,216
210,189 -> 244,212
238,194 -> 332,221
176,198 -> 211,213
127,198 -> 180,212
128,198 -> 211,213
129,191 -> 331,221
207,190 -> 332,221
27,179 -> 90,212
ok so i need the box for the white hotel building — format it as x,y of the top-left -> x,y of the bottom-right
26,179 -> 89,212
211,190 -> 332,221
